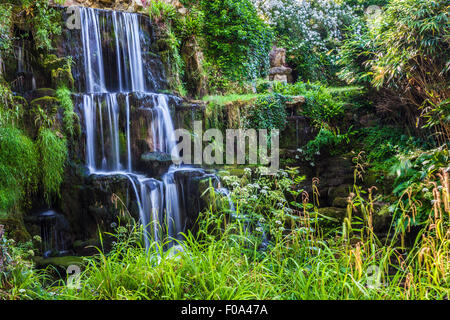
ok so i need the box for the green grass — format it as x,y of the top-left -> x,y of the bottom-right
202,94 -> 263,106
4,184 -> 447,300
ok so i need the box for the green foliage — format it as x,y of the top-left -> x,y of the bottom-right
22,0 -> 62,51
0,83 -> 25,127
297,126 -> 353,165
148,0 -> 186,95
56,86 -> 77,136
253,0 -> 362,83
244,94 -> 287,132
340,0 -> 449,140
0,4 -> 13,52
272,81 -> 345,127
18,167 -> 447,300
359,126 -> 429,166
337,22 -> 376,86
200,0 -> 273,81
388,148 -> 449,228
0,126 -> 38,212
369,0 -> 449,90
37,128 -> 67,205
0,232 -> 48,300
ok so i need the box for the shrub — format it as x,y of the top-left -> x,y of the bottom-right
0,4 -> 13,52
37,128 -> 67,205
56,86 -> 77,136
22,0 -> 62,51
252,0 -> 361,83
200,0 -> 274,82
340,0 -> 449,143
272,81 -> 345,128
0,126 -> 38,212
244,94 -> 288,132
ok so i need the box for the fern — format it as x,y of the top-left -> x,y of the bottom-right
37,128 -> 67,205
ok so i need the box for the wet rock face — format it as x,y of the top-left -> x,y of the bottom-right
61,8 -> 167,93
171,170 -> 217,234
139,151 -> 173,177
73,92 -> 185,173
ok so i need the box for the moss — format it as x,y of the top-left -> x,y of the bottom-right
52,67 -> 74,90
32,88 -> 56,98
30,96 -> 59,111
332,197 -> 349,208
42,54 -> 67,71
33,256 -> 84,270
317,207 -> 347,221
119,131 -> 127,158
0,214 -> 31,243
12,95 -> 28,106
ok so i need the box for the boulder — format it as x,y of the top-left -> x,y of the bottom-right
332,197 -> 349,208
328,184 -> 353,203
318,207 -> 347,221
138,151 -> 173,177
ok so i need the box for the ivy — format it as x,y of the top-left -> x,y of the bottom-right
200,0 -> 274,82
244,94 -> 288,132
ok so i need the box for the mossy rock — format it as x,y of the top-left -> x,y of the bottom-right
0,214 -> 31,243
33,256 -> 84,270
52,68 -> 74,90
318,207 -> 347,222
30,96 -> 59,111
373,204 -> 393,233
332,197 -> 349,208
12,95 -> 28,106
42,54 -> 69,71
141,152 -> 172,163
30,88 -> 56,99
217,166 -> 248,178
327,184 -> 352,203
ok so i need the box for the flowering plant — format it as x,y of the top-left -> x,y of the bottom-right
251,0 -> 362,82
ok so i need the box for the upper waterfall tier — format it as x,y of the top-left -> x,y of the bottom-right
65,7 -> 167,94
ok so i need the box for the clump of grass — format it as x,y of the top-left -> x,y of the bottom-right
0,126 -> 38,212
37,167 -> 448,300
37,128 -> 67,205
203,94 -> 262,106
56,86 -> 77,136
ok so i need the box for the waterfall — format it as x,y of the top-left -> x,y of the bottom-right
77,7 -> 207,249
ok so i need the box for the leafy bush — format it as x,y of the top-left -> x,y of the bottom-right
297,126 -> 353,165
37,128 -> 67,205
148,0 -> 186,95
200,0 -> 273,81
272,81 -> 345,128
0,4 -> 13,52
340,0 -> 449,142
252,0 -> 361,82
388,148 -> 449,229
22,0 -> 62,51
0,83 -> 25,127
359,126 -> 429,165
244,94 -> 288,132
56,86 -> 77,136
0,126 -> 38,212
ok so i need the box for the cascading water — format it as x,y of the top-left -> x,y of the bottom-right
76,7 -> 212,249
